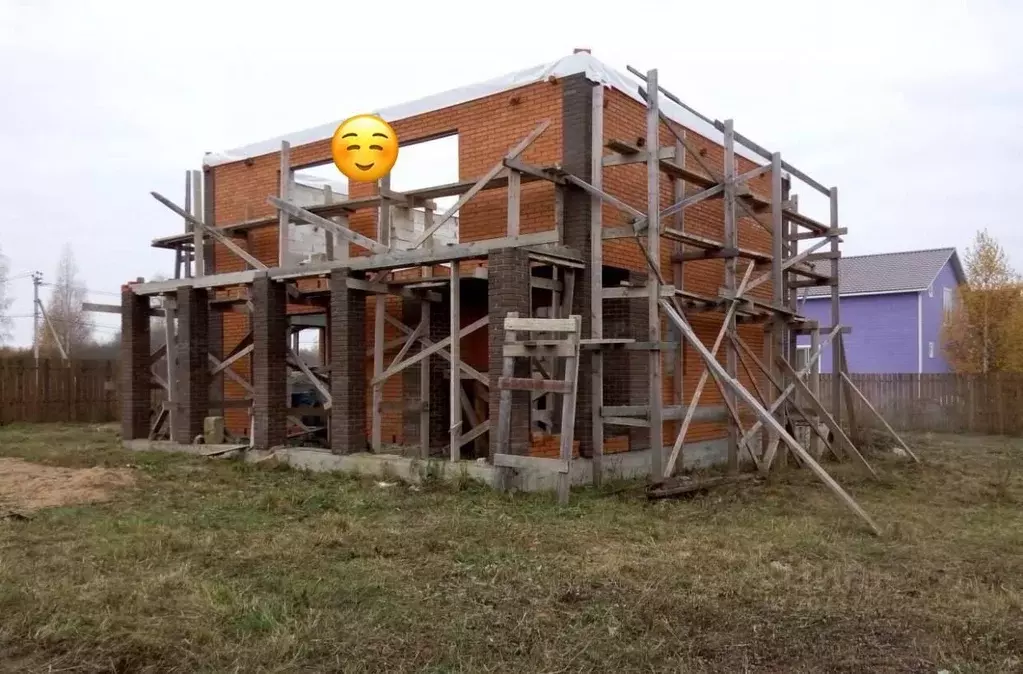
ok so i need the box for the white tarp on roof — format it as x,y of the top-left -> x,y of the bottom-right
203,52 -> 765,168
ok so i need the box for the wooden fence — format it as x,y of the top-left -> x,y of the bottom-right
820,373 -> 1023,436
0,358 -> 119,424
3,358 -> 1023,437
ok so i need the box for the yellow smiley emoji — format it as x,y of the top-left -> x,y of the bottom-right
330,114 -> 399,183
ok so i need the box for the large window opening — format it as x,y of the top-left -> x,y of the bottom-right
388,133 -> 460,250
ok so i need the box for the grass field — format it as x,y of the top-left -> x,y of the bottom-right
0,424 -> 1020,673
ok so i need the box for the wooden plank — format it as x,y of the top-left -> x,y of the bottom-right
191,170 -> 205,276
412,121 -> 550,248
371,316 -> 487,386
382,313 -> 490,387
504,317 -> 579,333
459,419 -> 490,447
829,188 -> 842,427
646,68 -> 664,479
778,358 -> 878,479
507,169 -> 520,236
287,347 -> 332,409
449,263 -> 461,462
840,371 -> 920,463
133,230 -> 562,295
420,207 -> 434,457
744,325 -> 842,466
498,377 -> 572,394
183,171 -> 193,278
269,196 -> 389,255
211,343 -> 253,376
722,119 -> 739,473
162,298 -> 176,438
503,343 -> 576,358
555,315 -> 582,504
495,312 -> 519,456
151,192 -> 267,271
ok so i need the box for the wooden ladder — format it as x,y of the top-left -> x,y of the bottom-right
494,311 -> 583,505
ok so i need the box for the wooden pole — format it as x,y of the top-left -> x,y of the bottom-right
589,83 -> 605,486
420,207 -> 434,458
449,262 -> 461,462
770,152 -> 786,468
646,68 -> 664,477
183,171 -> 193,278
722,119 -> 739,473
829,187 -> 841,425
809,325 -> 822,457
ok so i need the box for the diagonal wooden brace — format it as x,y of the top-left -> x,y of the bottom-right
659,299 -> 881,536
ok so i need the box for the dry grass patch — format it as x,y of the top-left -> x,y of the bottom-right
0,458 -> 136,515
0,423 -> 1020,673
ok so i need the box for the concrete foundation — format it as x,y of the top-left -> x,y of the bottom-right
122,437 -> 730,493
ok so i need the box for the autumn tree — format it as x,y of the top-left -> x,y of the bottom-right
0,244 -> 13,344
942,229 -> 1023,373
38,244 -> 91,357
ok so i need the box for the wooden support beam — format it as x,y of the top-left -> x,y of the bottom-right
839,371 -> 920,463
183,171 -> 193,278
211,343 -> 253,376
755,326 -> 842,469
662,261 -> 755,478
722,119 -> 739,473
191,172 -> 205,277
163,297 -> 176,437
829,187 -> 842,428
269,197 -> 389,255
646,68 -> 664,479
659,299 -> 881,536
371,316 -> 487,386
777,358 -> 878,479
383,313 -> 490,387
420,207 -> 434,458
449,263 -> 461,462
287,347 -> 333,410
151,192 -> 267,271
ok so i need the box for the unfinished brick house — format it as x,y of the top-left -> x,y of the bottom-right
121,51 -> 913,533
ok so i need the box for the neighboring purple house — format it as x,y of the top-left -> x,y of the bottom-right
796,247 -> 966,374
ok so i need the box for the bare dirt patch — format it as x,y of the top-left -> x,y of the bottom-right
0,458 -> 135,514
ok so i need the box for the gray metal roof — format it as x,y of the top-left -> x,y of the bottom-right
800,247 -> 962,298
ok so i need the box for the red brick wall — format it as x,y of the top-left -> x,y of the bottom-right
209,77 -> 775,452
211,81 -> 563,437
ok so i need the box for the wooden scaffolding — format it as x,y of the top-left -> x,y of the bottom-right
120,62 -> 918,536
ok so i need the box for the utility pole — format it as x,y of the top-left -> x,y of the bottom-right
31,271 -> 42,366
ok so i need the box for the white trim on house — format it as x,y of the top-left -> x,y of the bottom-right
917,292 -> 923,374
801,288 -> 927,300
201,52 -> 767,168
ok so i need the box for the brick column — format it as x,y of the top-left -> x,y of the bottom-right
120,285 -> 150,440
561,73 -> 596,456
252,274 -> 287,449
329,269 -> 367,453
203,168 -> 224,414
489,248 -> 531,457
174,287 -> 210,443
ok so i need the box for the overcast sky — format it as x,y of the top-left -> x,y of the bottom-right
1,0 -> 1020,346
